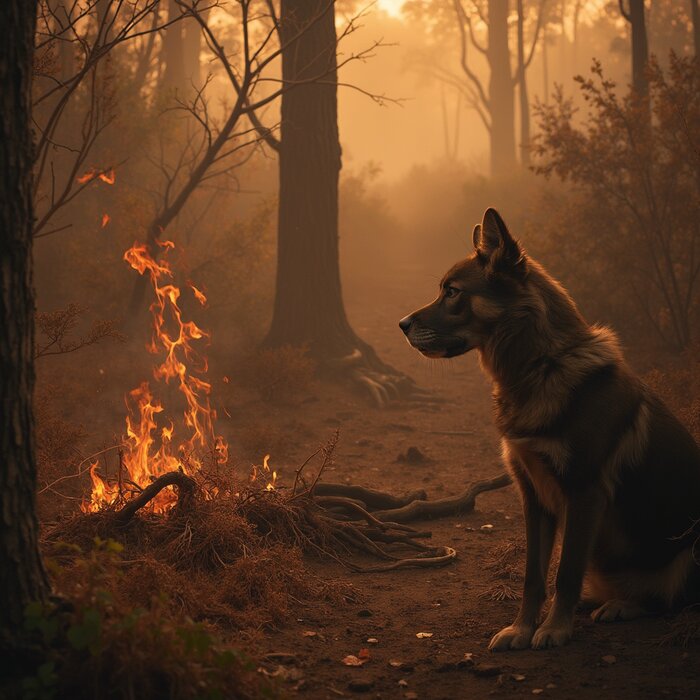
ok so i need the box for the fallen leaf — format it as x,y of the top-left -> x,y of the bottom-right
366,637 -> 378,644
302,631 -> 317,638
415,632 -> 433,639
342,655 -> 364,667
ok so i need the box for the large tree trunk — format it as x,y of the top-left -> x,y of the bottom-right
487,0 -> 516,177
264,0 -> 377,361
0,0 -> 50,642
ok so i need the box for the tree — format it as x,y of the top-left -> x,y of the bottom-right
264,0 -> 409,404
0,0 -> 50,644
619,0 -> 649,96
692,0 -> 700,58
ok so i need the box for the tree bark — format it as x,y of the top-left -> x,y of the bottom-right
620,0 -> 649,96
0,0 -> 50,640
162,0 -> 185,92
487,0 -> 516,177
516,0 -> 531,167
692,0 -> 700,58
264,0 -> 382,362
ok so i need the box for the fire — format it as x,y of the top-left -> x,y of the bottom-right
82,240 -> 228,513
101,213 -> 110,228
98,169 -> 116,185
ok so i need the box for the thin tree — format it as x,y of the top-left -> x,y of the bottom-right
692,0 -> 700,58
619,0 -> 649,96
448,0 -> 544,175
0,0 -> 50,646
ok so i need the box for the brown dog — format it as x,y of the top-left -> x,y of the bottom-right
399,208 -> 700,649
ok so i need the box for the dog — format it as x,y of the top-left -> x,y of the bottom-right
399,207 -> 700,650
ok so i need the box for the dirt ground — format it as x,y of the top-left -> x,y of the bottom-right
228,263 -> 700,700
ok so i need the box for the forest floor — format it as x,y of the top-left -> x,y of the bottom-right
214,266 -> 700,700
38,260 -> 700,699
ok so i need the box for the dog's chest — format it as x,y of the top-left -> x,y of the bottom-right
507,439 -> 567,518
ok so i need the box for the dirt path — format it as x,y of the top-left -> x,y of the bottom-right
245,266 -> 700,699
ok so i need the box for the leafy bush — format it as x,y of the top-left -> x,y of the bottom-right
14,538 -> 277,700
533,54 -> 700,349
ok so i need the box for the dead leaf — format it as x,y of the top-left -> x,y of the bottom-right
366,637 -> 378,644
415,632 -> 433,639
302,631 -> 317,638
342,655 -> 364,667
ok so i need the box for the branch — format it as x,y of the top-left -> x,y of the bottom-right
114,471 -> 196,523
618,0 -> 631,23
452,0 -> 490,111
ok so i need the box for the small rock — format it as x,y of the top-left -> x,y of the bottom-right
472,663 -> 502,678
366,638 -> 378,644
511,674 -> 526,682
397,446 -> 427,464
347,679 -> 374,693
601,655 -> 617,665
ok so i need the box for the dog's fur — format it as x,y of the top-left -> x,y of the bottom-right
399,208 -> 700,650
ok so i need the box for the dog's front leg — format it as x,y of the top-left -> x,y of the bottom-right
531,486 -> 607,649
489,480 -> 556,651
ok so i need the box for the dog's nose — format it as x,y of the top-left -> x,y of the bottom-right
398,315 -> 413,333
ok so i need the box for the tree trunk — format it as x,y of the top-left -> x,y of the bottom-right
623,0 -> 649,96
162,0 -> 185,92
264,0 -> 377,361
516,0 -> 530,167
487,0 -> 516,177
692,0 -> 700,58
0,0 -> 50,642
183,14 -> 202,88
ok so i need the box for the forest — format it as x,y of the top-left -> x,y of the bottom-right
1,0 -> 700,698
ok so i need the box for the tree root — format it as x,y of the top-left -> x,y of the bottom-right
114,471 -> 196,523
324,346 -> 437,408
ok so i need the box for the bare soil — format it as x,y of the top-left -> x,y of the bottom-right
234,264 -> 700,699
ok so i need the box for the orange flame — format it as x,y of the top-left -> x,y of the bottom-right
77,169 -> 96,184
85,240 -> 228,513
101,213 -> 110,228
188,281 -> 207,306
98,169 -> 116,185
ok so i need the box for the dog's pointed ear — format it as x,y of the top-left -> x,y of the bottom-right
472,224 -> 481,250
476,208 -> 525,277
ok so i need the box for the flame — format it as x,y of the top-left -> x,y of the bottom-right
77,169 -> 96,184
84,240 -> 228,513
98,169 -> 116,185
188,281 -> 207,306
262,453 -> 277,491
80,461 -> 118,513
101,213 -> 110,228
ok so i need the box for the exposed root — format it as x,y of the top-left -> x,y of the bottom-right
114,471 -> 196,523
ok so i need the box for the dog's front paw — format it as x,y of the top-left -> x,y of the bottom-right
488,624 -> 534,652
531,621 -> 573,650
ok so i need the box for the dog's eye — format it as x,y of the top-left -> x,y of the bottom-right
444,286 -> 460,298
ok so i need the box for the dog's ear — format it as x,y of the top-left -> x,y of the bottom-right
472,224 -> 481,250
476,208 -> 525,277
